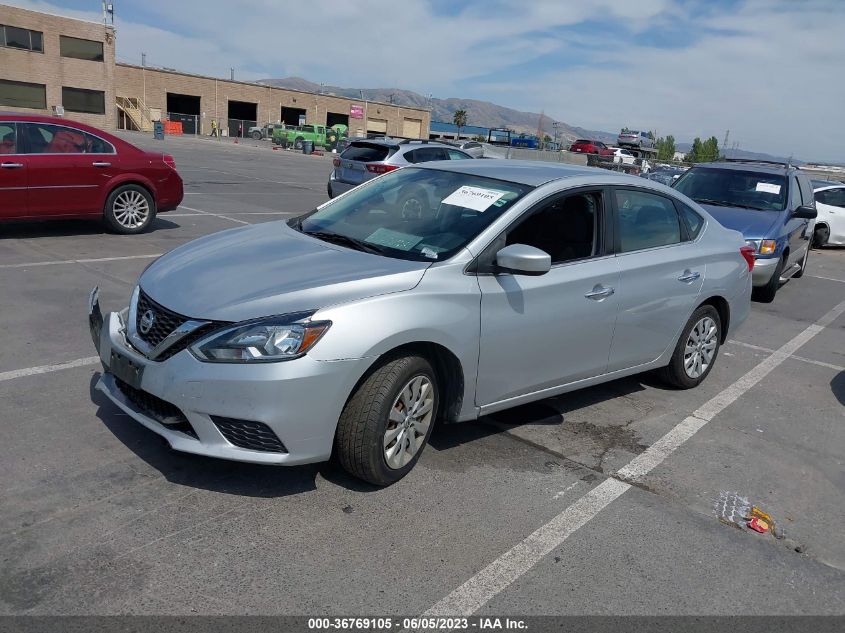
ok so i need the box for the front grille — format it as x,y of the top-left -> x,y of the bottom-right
115,378 -> 198,439
136,290 -> 185,349
135,290 -> 223,360
211,417 -> 287,453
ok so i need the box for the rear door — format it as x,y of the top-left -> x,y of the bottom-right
22,122 -> 116,217
337,142 -> 393,186
607,187 -> 705,372
0,121 -> 27,219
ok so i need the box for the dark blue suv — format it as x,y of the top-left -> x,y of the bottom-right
673,160 -> 817,302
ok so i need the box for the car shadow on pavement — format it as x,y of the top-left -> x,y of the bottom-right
428,372 -> 654,454
89,374 -> 323,498
832,370 -> 845,407
0,218 -> 181,239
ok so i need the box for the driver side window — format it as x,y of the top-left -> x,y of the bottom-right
506,191 -> 600,264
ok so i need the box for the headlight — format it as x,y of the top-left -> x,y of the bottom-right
745,240 -> 760,252
190,316 -> 331,363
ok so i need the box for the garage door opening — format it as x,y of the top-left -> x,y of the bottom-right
228,100 -> 257,137
281,107 -> 307,127
326,112 -> 349,129
367,118 -> 387,137
166,93 -> 200,134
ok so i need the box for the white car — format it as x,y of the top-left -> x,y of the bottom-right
812,181 -> 845,246
609,147 -> 636,165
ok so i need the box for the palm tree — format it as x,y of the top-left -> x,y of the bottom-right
453,109 -> 468,139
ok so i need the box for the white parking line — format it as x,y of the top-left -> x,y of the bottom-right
178,205 -> 250,225
422,298 -> 845,617
728,340 -> 845,372
0,254 -> 161,269
166,211 -> 288,218
810,274 -> 845,283
0,357 -> 99,383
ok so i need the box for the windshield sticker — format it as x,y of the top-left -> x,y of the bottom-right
420,247 -> 439,260
755,182 -> 781,195
366,227 -> 423,251
442,186 -> 506,212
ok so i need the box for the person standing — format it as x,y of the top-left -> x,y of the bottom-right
211,119 -> 218,137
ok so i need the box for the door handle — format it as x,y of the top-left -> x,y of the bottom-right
1,162 -> 24,169
92,161 -> 112,167
678,270 -> 701,283
585,285 -> 615,300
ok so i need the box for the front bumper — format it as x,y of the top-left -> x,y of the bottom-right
751,256 -> 779,287
89,292 -> 370,465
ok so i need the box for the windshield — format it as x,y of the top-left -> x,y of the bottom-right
673,167 -> 787,211
292,167 -> 531,261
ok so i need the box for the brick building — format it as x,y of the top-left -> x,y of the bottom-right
0,4 -> 430,138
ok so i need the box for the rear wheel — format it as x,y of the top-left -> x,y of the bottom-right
752,256 -> 784,303
334,355 -> 438,486
103,184 -> 155,234
659,305 -> 721,389
251,130 -> 262,140
813,224 -> 829,248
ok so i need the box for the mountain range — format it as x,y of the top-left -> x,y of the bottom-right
260,77 -> 800,163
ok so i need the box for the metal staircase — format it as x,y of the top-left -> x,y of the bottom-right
116,96 -> 153,132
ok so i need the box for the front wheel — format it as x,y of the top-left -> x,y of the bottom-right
293,137 -> 305,150
334,355 -> 438,486
752,256 -> 784,303
251,131 -> 262,140
659,305 -> 721,389
103,184 -> 155,234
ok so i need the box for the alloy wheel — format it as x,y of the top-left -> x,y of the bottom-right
384,375 -> 434,470
683,316 -> 718,379
112,190 -> 150,229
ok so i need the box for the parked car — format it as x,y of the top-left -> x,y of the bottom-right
89,160 -> 752,485
0,114 -> 182,234
618,130 -> 655,149
642,166 -> 686,186
811,180 -> 845,246
248,123 -> 286,140
609,147 -> 636,165
328,139 -> 472,198
673,160 -> 816,302
569,139 -> 614,156
455,140 -> 484,158
273,123 -> 348,150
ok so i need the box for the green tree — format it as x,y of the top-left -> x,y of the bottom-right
647,130 -> 655,139
453,109 -> 468,138
702,136 -> 721,162
621,127 -> 631,134
684,137 -> 704,163
656,135 -> 676,161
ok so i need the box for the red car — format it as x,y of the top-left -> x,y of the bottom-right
0,113 -> 183,234
569,139 -> 615,157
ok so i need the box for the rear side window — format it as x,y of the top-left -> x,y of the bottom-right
447,149 -> 470,160
0,123 -> 16,154
406,147 -> 448,163
341,142 -> 391,162
816,188 -> 845,208
615,189 -> 682,252
676,201 -> 704,239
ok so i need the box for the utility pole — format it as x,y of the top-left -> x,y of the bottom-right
141,52 -> 146,67
552,121 -> 560,147
723,129 -> 730,158
230,68 -> 235,81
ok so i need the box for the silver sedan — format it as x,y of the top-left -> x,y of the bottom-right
89,161 -> 752,485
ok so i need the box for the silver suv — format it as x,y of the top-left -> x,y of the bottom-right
618,130 -> 655,149
328,139 -> 472,198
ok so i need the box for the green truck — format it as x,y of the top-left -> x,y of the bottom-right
272,123 -> 348,150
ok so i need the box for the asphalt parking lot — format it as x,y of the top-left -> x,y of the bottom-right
0,132 -> 843,616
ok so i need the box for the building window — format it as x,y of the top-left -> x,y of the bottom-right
59,35 -> 104,62
0,79 -> 47,109
1,24 -> 44,52
61,87 -> 106,115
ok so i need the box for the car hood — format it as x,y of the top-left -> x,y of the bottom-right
138,222 -> 430,322
698,204 -> 781,238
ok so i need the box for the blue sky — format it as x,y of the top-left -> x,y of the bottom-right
6,0 -> 845,161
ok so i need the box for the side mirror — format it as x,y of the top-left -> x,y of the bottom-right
793,205 -> 817,220
495,244 -> 551,276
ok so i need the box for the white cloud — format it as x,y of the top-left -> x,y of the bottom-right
3,0 -> 843,160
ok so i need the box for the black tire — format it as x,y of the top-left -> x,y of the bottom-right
334,355 -> 438,486
103,184 -> 155,235
251,131 -> 262,140
327,181 -> 334,199
813,224 -> 829,248
793,244 -> 810,279
752,256 -> 784,303
659,305 -> 722,389
294,136 -> 305,150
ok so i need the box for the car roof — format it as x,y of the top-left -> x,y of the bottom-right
415,159 -> 636,186
693,160 -> 796,176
